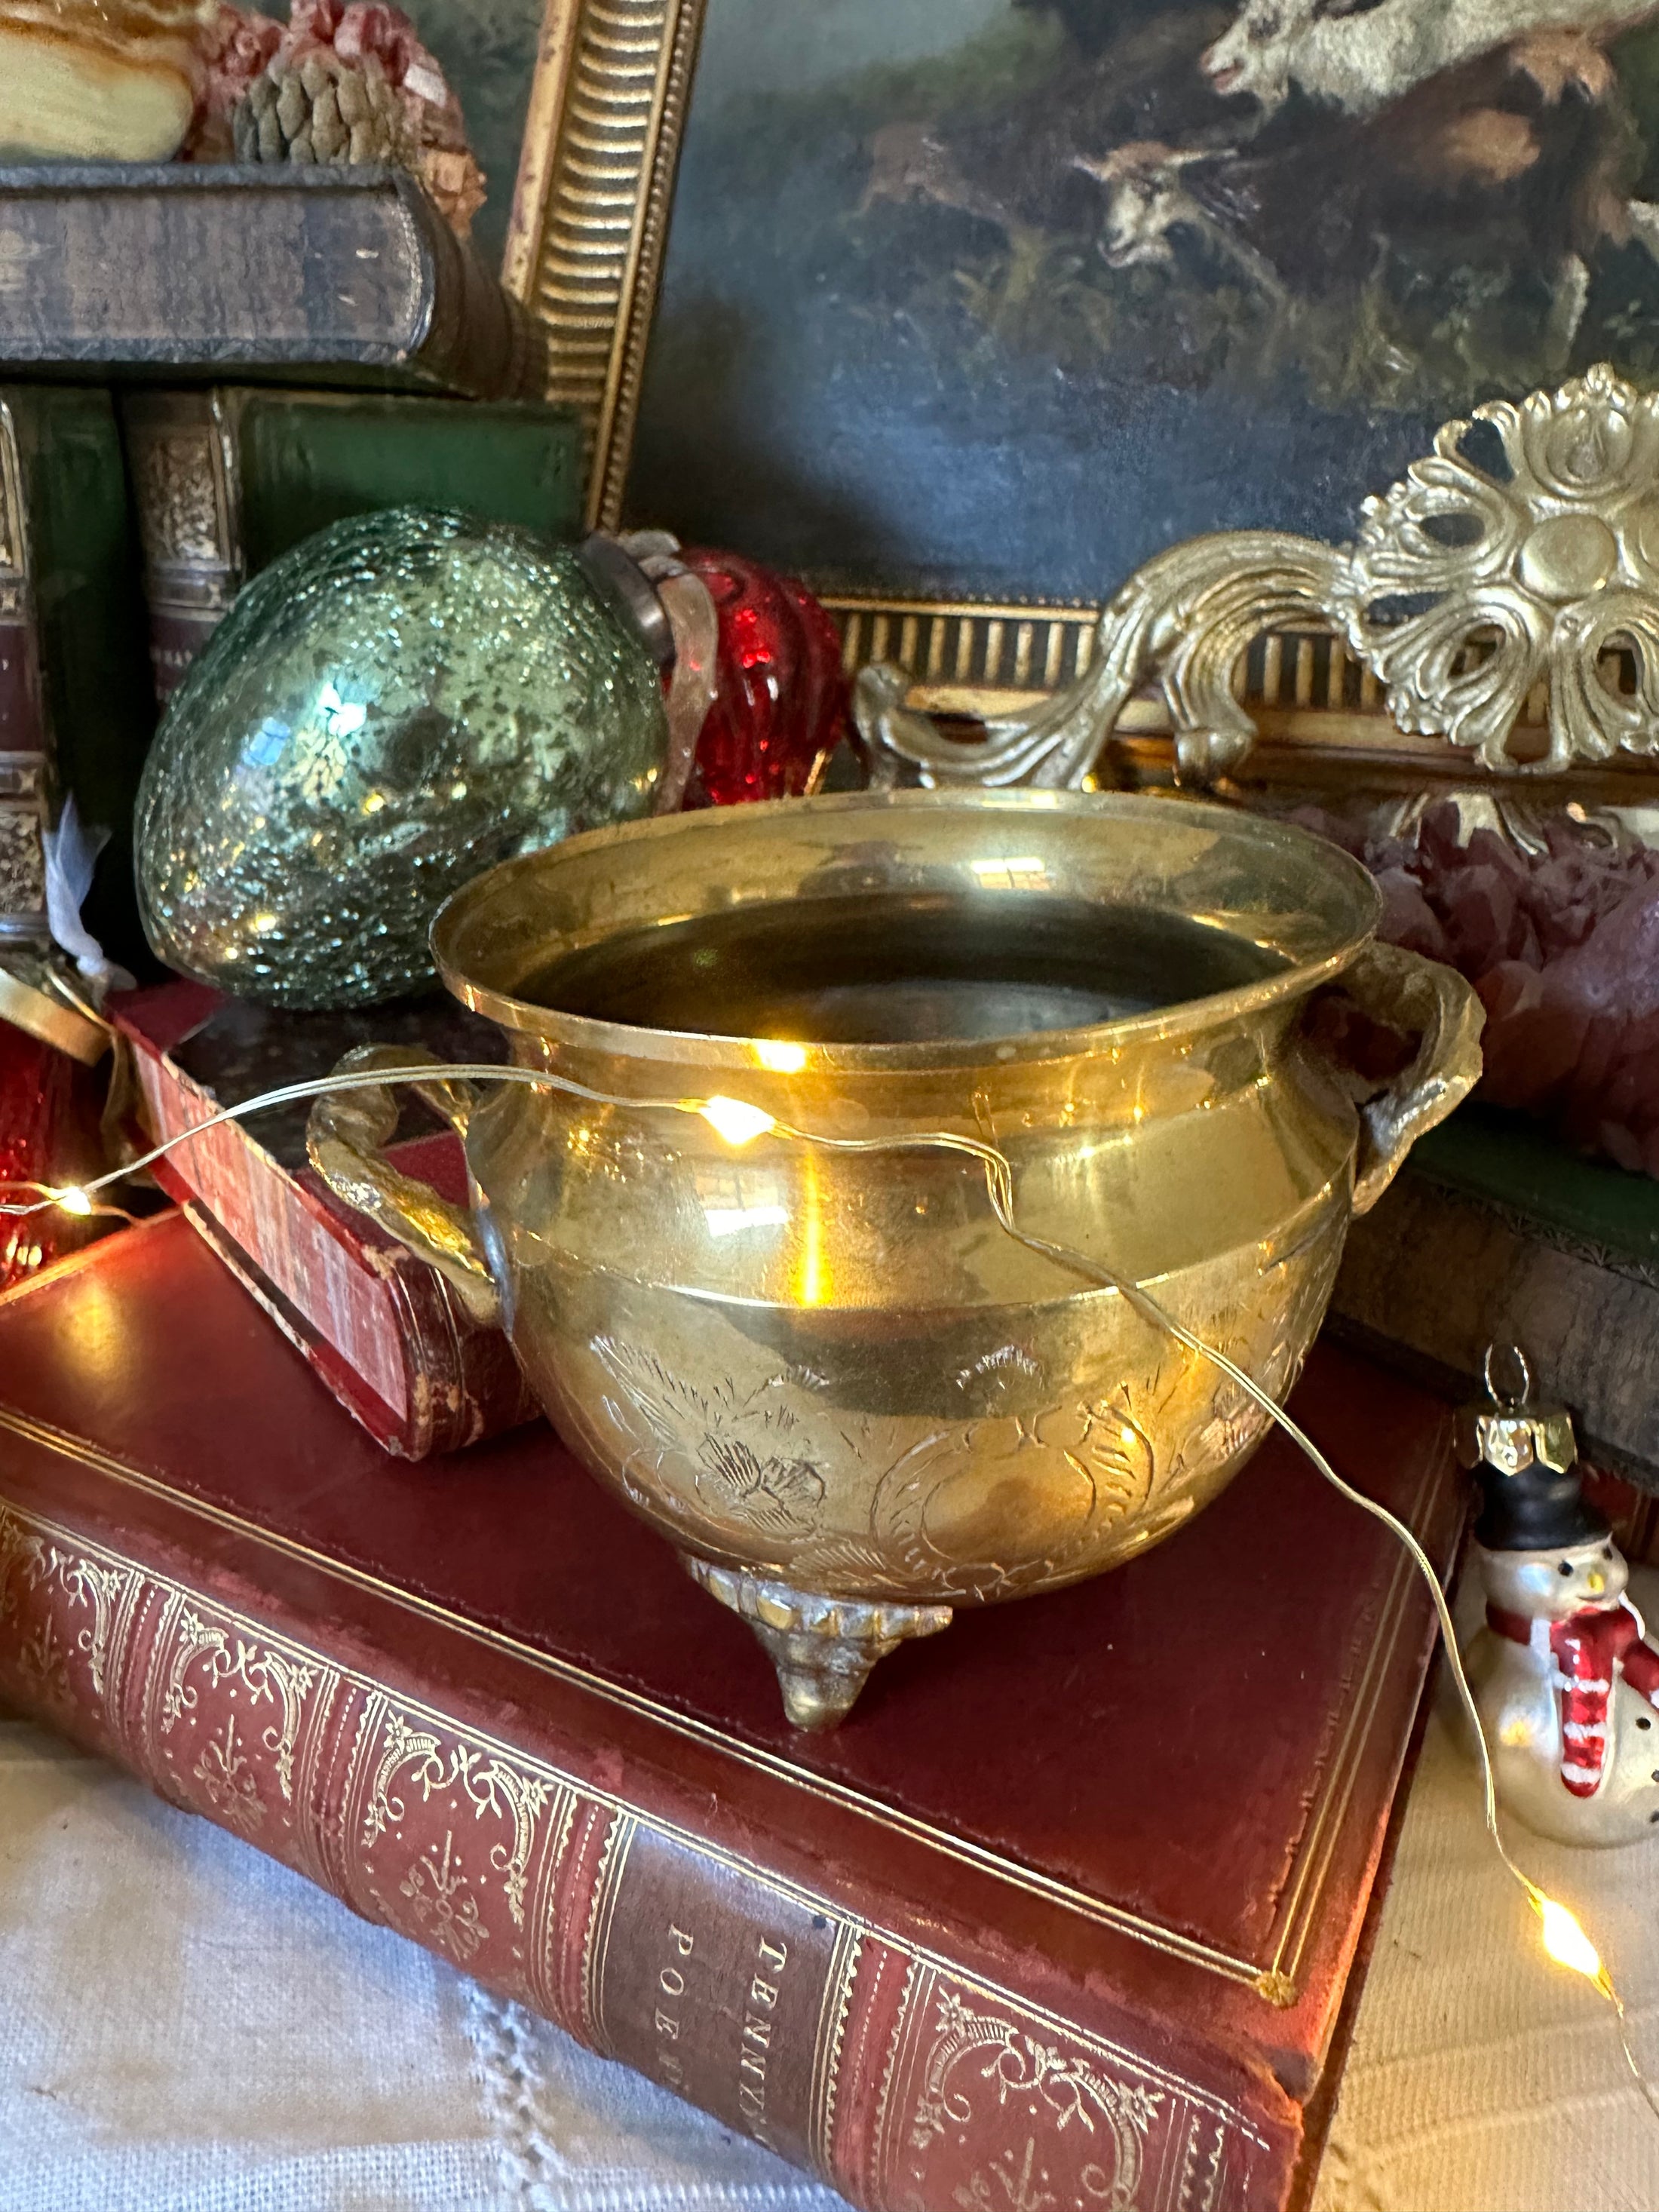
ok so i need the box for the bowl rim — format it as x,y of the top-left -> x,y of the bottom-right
430,787 -> 1384,1073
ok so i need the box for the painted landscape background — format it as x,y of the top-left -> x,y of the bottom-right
625,0 -> 1659,604
412,0 -> 541,270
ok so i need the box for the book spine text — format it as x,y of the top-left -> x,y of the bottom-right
0,1492 -> 1283,2212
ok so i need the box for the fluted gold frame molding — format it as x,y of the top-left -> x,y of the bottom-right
503,0 -> 708,538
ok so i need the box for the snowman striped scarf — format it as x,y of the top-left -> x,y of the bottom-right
1488,1601 -> 1659,1797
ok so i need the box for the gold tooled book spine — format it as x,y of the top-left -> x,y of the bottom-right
118,388 -> 244,710
0,1488 -> 1283,2212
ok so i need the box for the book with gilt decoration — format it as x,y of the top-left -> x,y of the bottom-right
109,978 -> 535,1459
119,387 -> 583,706
0,1214 -> 1466,2212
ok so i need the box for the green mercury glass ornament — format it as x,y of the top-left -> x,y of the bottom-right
135,508 -> 670,1009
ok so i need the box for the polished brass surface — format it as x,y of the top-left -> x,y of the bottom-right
306,1045 -> 501,1326
856,533 -> 1345,788
679,1557 -> 953,1732
309,790 -> 1482,1726
851,365 -> 1659,786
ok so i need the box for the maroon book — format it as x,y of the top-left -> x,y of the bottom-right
0,1216 -> 1464,2212
110,977 -> 534,1457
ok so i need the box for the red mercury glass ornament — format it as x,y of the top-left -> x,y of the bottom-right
673,548 -> 849,808
0,1018 -> 79,1289
0,969 -> 109,1292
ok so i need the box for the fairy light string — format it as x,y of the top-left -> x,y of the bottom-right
1,1053 -> 1654,2109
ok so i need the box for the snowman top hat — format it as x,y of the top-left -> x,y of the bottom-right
1458,1344 -> 1608,1554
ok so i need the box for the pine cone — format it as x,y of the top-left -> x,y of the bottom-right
232,49 -> 409,167
184,4 -> 283,164
224,3 -> 486,235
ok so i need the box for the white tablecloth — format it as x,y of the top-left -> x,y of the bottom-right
1309,1711 -> 1659,2212
6,1689 -> 1659,2211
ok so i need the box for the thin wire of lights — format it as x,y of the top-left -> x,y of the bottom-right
1,1054 -> 1652,2107
0,1177 -> 137,1224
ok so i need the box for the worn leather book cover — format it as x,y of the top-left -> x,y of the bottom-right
0,385 -> 155,965
0,390 -> 48,949
110,978 -> 534,1457
1335,1102 -> 1659,1487
0,1213 -> 1464,2211
0,166 -> 545,400
120,388 -> 584,704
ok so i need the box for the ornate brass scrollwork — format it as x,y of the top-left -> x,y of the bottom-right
856,364 -> 1659,789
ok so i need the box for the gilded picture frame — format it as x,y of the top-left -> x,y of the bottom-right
499,0 -> 1126,721
501,0 -> 705,536
497,0 -> 1659,816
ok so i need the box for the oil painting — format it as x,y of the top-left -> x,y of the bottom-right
406,0 -> 542,268
624,0 -> 1659,606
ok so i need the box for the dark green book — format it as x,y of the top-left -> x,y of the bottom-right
0,385 -> 155,970
1335,1103 -> 1659,1485
120,388 -> 584,705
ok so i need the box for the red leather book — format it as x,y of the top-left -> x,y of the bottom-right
109,978 -> 534,1457
0,1216 -> 1464,2212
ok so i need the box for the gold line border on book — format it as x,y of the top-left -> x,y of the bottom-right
1262,1434 -> 1446,1998
0,1399 -> 1431,2003
0,1488 -> 1269,2155
808,1919 -> 863,2174
583,1807 -> 636,2056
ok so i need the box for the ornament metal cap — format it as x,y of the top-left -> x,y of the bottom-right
577,532 -> 676,671
1461,1344 -> 1605,1553
1457,1344 -> 1578,1477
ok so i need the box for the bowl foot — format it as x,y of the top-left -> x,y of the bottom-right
680,1557 -> 953,1730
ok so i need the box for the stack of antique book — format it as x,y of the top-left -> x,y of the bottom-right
0,1210 -> 1466,2212
1337,1103 -> 1659,1484
0,164 -> 571,972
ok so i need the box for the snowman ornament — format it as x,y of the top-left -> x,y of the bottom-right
1462,1347 -> 1659,1847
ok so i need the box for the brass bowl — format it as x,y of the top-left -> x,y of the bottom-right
310,790 -> 1481,1727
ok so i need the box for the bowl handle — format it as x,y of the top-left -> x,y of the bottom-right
1329,943 -> 1485,1216
305,1044 -> 502,1327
